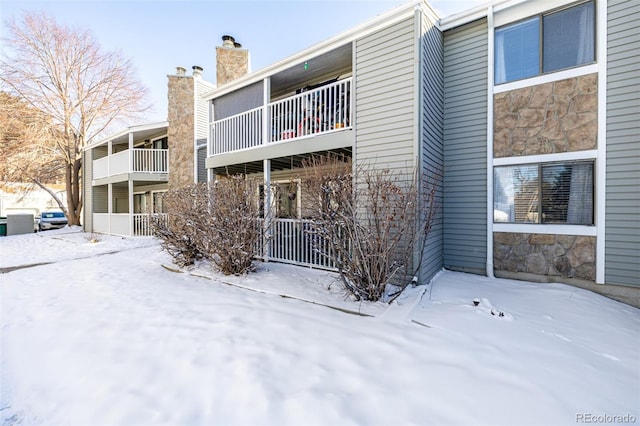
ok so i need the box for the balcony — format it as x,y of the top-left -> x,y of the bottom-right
210,78 -> 352,156
93,149 -> 168,180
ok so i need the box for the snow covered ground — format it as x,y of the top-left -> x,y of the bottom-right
1,228 -> 638,425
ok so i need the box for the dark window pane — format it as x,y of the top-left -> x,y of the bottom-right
541,162 -> 593,224
495,17 -> 540,84
543,2 -> 595,73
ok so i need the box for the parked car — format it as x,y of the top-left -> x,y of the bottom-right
38,211 -> 68,231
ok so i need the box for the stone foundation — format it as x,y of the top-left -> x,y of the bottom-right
494,73 -> 597,157
494,232 -> 596,281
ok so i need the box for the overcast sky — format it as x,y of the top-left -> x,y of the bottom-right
1,0 -> 488,123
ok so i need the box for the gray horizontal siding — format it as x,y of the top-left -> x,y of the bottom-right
92,185 -> 108,214
605,0 -> 640,287
442,18 -> 488,274
214,81 -> 263,121
195,80 -> 213,140
419,10 -> 444,284
355,16 -> 416,174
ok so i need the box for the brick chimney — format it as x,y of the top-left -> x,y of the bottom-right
216,35 -> 249,86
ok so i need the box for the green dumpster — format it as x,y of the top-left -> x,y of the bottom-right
0,217 -> 6,236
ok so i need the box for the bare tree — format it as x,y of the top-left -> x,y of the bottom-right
0,92 -> 67,209
0,12 -> 150,224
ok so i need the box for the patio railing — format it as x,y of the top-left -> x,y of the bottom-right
93,213 -> 168,237
210,106 -> 263,155
133,213 -> 168,236
257,218 -> 337,271
92,149 -> 168,179
210,77 -> 352,155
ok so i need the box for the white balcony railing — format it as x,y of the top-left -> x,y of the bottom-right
133,149 -> 168,173
256,218 -> 337,271
93,213 -> 168,236
110,150 -> 130,176
210,77 -> 352,156
210,107 -> 263,155
270,78 -> 351,143
92,149 -> 168,180
133,213 -> 168,236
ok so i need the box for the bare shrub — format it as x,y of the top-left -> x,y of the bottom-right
151,184 -> 207,267
205,175 -> 263,275
152,176 -> 263,275
301,154 -> 437,301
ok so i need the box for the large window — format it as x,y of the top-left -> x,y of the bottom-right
495,1 -> 595,84
494,161 -> 594,225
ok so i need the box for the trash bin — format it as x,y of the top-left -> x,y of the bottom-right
0,217 -> 6,236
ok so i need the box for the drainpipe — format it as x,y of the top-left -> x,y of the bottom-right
486,5 -> 495,278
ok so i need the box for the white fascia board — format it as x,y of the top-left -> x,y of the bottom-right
439,0 -> 554,31
201,0 -> 421,101
441,0 -> 585,31
128,121 -> 169,134
86,121 -> 169,150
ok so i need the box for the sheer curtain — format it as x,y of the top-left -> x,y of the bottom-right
567,163 -> 593,224
495,32 -> 506,84
575,2 -> 595,66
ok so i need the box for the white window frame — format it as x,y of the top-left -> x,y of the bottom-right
494,0 -> 596,87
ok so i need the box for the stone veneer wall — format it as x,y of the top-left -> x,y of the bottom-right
494,73 -> 597,157
494,232 -> 596,281
216,46 -> 249,86
167,75 -> 195,189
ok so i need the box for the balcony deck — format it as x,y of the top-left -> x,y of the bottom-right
92,149 -> 168,182
209,78 -> 352,159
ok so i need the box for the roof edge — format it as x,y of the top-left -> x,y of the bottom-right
202,0 -> 422,100
86,121 -> 169,150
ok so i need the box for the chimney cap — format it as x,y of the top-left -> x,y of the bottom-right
192,65 -> 203,78
175,66 -> 186,75
221,34 -> 239,48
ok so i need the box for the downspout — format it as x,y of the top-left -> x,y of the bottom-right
595,0 -> 607,284
412,5 -> 423,280
486,5 -> 495,278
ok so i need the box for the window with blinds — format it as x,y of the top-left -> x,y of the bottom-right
494,161 -> 594,225
494,0 -> 595,85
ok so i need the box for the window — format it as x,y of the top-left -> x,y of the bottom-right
495,18 -> 539,84
494,161 -> 594,225
495,1 -> 595,84
153,137 -> 168,150
153,191 -> 166,214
